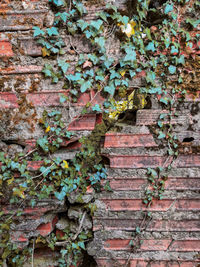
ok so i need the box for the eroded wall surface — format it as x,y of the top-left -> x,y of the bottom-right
0,0 -> 200,266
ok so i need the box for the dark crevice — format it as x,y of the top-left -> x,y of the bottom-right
182,137 -> 194,143
80,252 -> 97,267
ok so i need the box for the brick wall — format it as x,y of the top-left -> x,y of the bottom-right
0,0 -> 200,266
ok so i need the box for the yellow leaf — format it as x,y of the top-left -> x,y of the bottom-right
120,20 -> 136,38
7,177 -> 14,185
120,70 -> 126,76
62,160 -> 69,169
13,188 -> 25,199
42,47 -> 50,57
45,126 -> 50,133
36,236 -> 46,244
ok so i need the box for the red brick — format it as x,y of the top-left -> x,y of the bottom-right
27,160 -> 42,171
10,232 -> 28,243
165,178 -> 200,190
104,239 -> 171,251
36,216 -> 58,236
101,199 -> 173,211
68,114 -> 96,131
175,155 -> 200,168
19,37 -> 42,56
90,90 -> 105,105
108,178 -> 145,191
93,218 -> 142,231
95,258 -> 126,267
0,10 -> 47,31
0,40 -> 13,57
25,138 -> 81,152
23,206 -> 51,215
136,110 -> 189,126
0,65 -> 42,75
104,133 -> 157,148
148,220 -> 200,232
0,92 -> 18,108
93,219 -> 200,232
107,177 -> 200,191
108,155 -> 170,168
26,91 -> 90,107
175,200 -> 200,211
169,240 -> 200,252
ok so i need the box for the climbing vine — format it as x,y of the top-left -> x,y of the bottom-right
0,0 -> 199,266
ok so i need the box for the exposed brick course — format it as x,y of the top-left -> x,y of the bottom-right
0,0 -> 199,266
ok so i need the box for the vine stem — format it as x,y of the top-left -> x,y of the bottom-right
72,211 -> 87,241
32,163 -> 55,180
32,238 -> 35,267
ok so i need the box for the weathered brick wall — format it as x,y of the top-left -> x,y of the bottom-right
0,0 -> 200,266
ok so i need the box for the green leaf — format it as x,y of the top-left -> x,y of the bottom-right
92,104 -> 101,112
80,80 -> 92,93
144,28 -> 152,40
104,82 -> 115,96
37,136 -> 49,152
164,4 -> 173,14
94,37 -> 105,49
33,26 -> 45,37
77,19 -> 88,31
47,27 -> 59,36
171,45 -> 178,54
158,132 -> 166,139
146,42 -> 155,52
55,12 -> 68,23
60,94 -> 67,103
177,55 -> 185,65
78,241 -> 86,250
49,0 -> 65,7
90,19 -> 103,30
58,59 -> 69,74
168,65 -> 176,74
160,97 -> 168,105
124,47 -> 136,61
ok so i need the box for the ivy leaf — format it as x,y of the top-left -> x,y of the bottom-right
37,136 -> 49,152
55,190 -> 66,201
80,80 -> 92,93
47,27 -> 59,36
186,18 -> 200,28
33,26 -> 45,37
78,241 -> 86,250
13,188 -> 25,199
98,11 -> 108,22
144,28 -> 152,40
90,19 -> 103,30
58,59 -> 69,74
160,97 -> 168,105
124,47 -> 136,61
177,55 -> 185,65
40,166 -> 51,177
60,94 -> 67,103
92,104 -> 101,112
55,12 -> 68,23
146,42 -> 155,52
42,64 -> 52,77
77,19 -> 88,31
168,65 -> 176,74
49,0 -> 65,7
164,4 -> 173,14
158,132 -> 166,139
110,70 -> 120,79
171,45 -> 178,54
104,82 -> 115,95
94,37 -> 105,49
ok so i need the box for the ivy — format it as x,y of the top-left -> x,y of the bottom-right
0,0 -> 198,265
